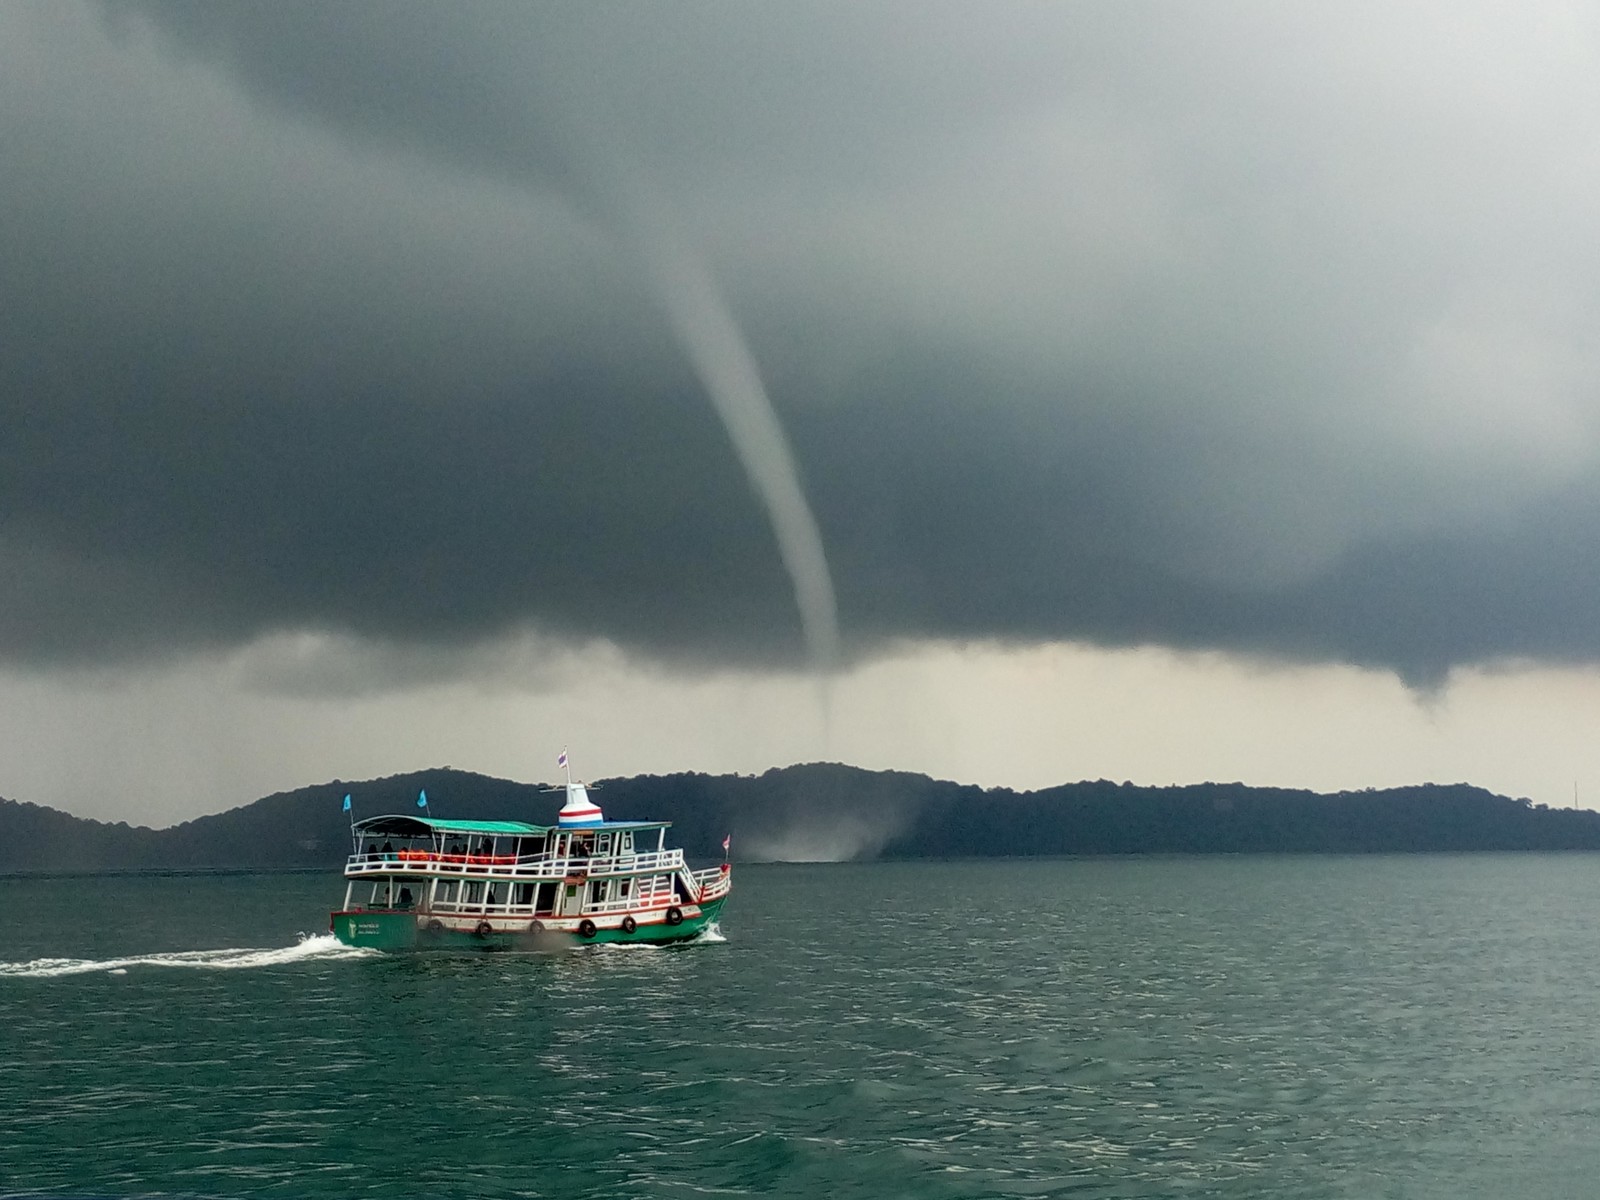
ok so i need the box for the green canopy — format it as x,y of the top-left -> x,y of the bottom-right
353,816 -> 548,838
351,815 -> 670,838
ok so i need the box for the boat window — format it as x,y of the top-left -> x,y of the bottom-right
596,833 -> 612,855
620,833 -> 633,853
464,881 -> 483,905
589,879 -> 607,904
535,881 -> 558,913
619,879 -> 632,898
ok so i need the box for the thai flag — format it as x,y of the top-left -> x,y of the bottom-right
722,834 -> 731,854
557,750 -> 568,769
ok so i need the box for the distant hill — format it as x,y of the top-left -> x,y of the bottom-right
2,765 -> 1598,873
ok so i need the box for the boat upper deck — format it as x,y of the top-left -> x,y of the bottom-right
344,813 -> 687,883
345,845 -> 688,881
353,815 -> 671,838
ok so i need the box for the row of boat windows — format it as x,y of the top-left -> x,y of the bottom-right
361,876 -> 642,910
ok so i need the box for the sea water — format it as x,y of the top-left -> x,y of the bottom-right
3,856 -> 1600,1198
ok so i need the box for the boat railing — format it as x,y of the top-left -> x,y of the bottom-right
345,848 -> 686,878
692,865 -> 732,902
410,875 -> 680,919
582,878 -> 676,914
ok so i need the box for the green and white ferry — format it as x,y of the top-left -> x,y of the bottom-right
330,761 -> 730,950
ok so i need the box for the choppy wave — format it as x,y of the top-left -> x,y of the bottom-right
0,932 -> 375,978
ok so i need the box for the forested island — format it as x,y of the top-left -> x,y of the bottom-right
2,765 -> 1598,873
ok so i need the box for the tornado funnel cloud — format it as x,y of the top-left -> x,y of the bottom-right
604,180 -> 840,678
651,248 -> 840,673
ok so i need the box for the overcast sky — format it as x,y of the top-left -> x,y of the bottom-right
7,2 -> 1600,826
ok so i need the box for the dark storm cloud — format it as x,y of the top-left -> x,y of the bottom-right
5,1 -> 1600,684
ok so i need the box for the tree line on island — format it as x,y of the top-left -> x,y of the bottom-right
2,765 -> 1599,873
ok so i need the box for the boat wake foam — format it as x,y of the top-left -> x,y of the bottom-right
592,921 -> 727,953
0,933 -> 376,978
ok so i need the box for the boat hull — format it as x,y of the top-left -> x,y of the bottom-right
330,897 -> 726,952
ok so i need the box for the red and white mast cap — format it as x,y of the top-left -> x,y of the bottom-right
556,749 -> 604,826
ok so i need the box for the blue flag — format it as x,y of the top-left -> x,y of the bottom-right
418,789 -> 428,809
342,794 -> 352,813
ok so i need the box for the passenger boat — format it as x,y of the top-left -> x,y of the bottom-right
329,762 -> 730,950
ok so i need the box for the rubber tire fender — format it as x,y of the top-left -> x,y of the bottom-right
425,918 -> 445,935
620,915 -> 638,934
528,919 -> 545,934
474,920 -> 493,938
665,906 -> 684,927
578,919 -> 598,939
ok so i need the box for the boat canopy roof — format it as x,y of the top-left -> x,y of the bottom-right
352,815 -> 669,838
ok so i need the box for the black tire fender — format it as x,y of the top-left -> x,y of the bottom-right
474,920 -> 493,938
528,919 -> 545,934
665,906 -> 684,927
620,915 -> 638,934
425,918 -> 445,935
578,919 -> 598,939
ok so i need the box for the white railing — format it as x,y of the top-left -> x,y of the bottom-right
366,876 -> 682,919
346,854 -> 729,917
345,848 -> 685,880
583,879 -> 676,914
693,867 -> 732,902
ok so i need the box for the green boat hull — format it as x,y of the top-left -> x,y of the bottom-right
331,898 -> 725,952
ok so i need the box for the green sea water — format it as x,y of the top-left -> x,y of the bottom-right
4,855 -> 1600,1199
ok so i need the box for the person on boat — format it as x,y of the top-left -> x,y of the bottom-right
380,840 -> 394,859
397,886 -> 413,909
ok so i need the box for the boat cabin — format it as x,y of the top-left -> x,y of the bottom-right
340,815 -> 700,923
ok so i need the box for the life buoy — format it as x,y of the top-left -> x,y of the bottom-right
665,906 -> 684,926
425,919 -> 445,934
578,919 -> 598,939
474,920 -> 493,938
528,919 -> 545,934
620,916 -> 637,934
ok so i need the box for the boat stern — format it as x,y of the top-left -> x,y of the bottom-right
330,910 -> 419,951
